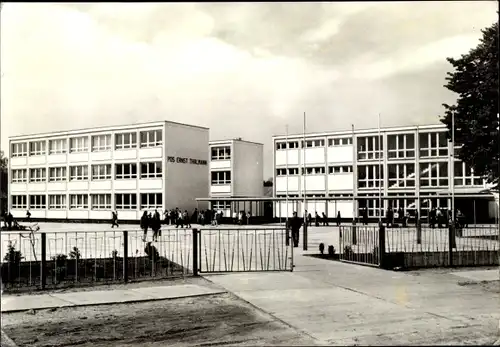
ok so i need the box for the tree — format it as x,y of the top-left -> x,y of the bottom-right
0,150 -> 7,214
263,177 -> 273,187
440,20 -> 499,189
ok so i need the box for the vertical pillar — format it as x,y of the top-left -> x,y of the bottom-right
123,230 -> 129,282
192,228 -> 199,276
41,232 -> 47,290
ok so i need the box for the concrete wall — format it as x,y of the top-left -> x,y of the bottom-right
165,123 -> 209,211
233,141 -> 263,197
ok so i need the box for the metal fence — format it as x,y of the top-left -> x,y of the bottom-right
198,227 -> 291,272
0,228 -> 194,292
338,224 -> 499,269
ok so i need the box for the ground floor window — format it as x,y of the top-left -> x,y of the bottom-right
358,196 -> 383,218
70,194 -> 89,209
29,195 -> 46,209
140,193 -> 162,209
211,201 -> 231,210
12,195 -> 27,209
49,195 -> 66,209
115,193 -> 137,210
91,194 -> 112,210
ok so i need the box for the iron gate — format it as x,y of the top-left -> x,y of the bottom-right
339,225 -> 381,267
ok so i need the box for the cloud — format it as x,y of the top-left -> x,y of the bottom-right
1,2 -> 498,178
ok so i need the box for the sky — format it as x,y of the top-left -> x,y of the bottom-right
0,1 -> 498,178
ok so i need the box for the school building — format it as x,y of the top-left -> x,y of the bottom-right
8,121 -> 209,221
272,124 -> 497,223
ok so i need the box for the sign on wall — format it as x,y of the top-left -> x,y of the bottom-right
167,156 -> 207,166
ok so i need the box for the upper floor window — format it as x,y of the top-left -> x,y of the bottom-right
70,194 -> 89,209
115,193 -> 137,210
302,167 -> 326,175
275,168 -> 300,176
49,139 -> 67,154
211,171 -> 231,185
419,132 -> 448,158
357,136 -> 383,161
140,130 -> 162,148
91,164 -> 112,180
91,134 -> 111,152
140,193 -> 162,209
388,163 -> 415,189
454,162 -> 483,186
70,165 -> 89,181
288,141 -> 299,149
115,132 -> 137,150
211,146 -> 231,160
12,195 -> 27,209
49,195 -> 66,209
328,166 -> 353,174
388,134 -> 415,159
304,139 -> 325,148
49,167 -> 67,182
11,169 -> 27,183
11,142 -> 27,157
140,162 -> 162,178
420,162 -> 448,187
91,194 -> 112,210
328,138 -> 352,146
29,195 -> 46,209
276,142 -> 286,150
115,163 -> 137,179
29,168 -> 46,182
358,165 -> 384,189
70,136 -> 89,153
29,141 -> 46,156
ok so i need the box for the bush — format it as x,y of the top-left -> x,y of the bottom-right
111,249 -> 120,260
343,245 -> 353,256
69,247 -> 81,260
144,242 -> 159,261
328,245 -> 336,256
3,241 -> 23,264
51,254 -> 68,282
319,243 -> 325,254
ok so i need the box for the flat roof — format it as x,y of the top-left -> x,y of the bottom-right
272,123 -> 446,140
9,120 -> 209,141
209,138 -> 264,146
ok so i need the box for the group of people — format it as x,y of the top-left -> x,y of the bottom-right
427,207 -> 467,229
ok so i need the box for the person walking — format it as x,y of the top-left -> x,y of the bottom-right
140,211 -> 149,242
314,212 -> 320,227
322,212 -> 329,226
183,210 -> 191,228
336,211 -> 342,226
111,211 -> 119,228
288,212 -> 303,248
26,210 -> 31,222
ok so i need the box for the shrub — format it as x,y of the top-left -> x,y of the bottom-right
343,245 -> 353,256
3,241 -> 23,264
51,254 -> 68,282
69,247 -> 81,260
111,249 -> 120,260
328,245 -> 336,256
144,242 -> 159,261
319,243 -> 325,254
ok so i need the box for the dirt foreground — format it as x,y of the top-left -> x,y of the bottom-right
1,292 -> 315,347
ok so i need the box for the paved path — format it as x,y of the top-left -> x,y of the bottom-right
205,252 -> 500,345
1,284 -> 226,313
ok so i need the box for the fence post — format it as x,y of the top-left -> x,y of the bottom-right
40,232 -> 47,290
352,220 -> 357,245
378,224 -> 386,269
123,230 -> 129,283
416,220 -> 422,245
303,223 -> 308,251
448,223 -> 456,267
193,228 -> 199,276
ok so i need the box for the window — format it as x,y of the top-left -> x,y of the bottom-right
419,132 -> 448,157
70,165 -> 89,181
91,194 -> 111,210
211,171 -> 231,185
302,167 -> 326,175
276,168 -> 287,176
388,164 -> 415,189
29,141 -> 46,156
49,167 -> 67,182
140,130 -> 162,148
115,132 -> 137,150
115,163 -> 137,179
140,162 -> 162,178
11,169 -> 27,183
304,139 -> 325,148
211,146 -> 231,160
358,195 -> 383,218
212,201 -> 230,210
388,134 -> 415,159
140,193 -> 162,209
91,164 -> 112,180
115,193 -> 137,210
387,194 -> 416,216
29,168 -> 46,182
12,195 -> 27,209
454,162 -> 483,186
288,168 -> 299,175
420,162 -> 448,187
49,139 -> 67,154
91,134 -> 111,151
328,166 -> 353,174
276,142 -> 287,150
357,136 -> 383,160
420,197 -> 449,219
11,142 -> 27,157
29,195 -> 46,209
358,165 -> 384,189
49,195 -> 66,209
288,141 -> 299,149
70,194 -> 89,209
69,136 -> 89,153
328,138 -> 352,146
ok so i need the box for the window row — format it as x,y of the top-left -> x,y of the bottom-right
276,166 -> 353,176
11,162 -> 162,182
11,193 -> 163,210
10,130 -> 163,157
275,138 -> 351,150
211,171 -> 231,185
211,146 -> 231,161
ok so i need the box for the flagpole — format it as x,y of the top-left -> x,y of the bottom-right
303,111 -> 308,251
352,124 -> 356,222
285,124 -> 289,225
378,113 -> 382,224
452,112 -> 455,226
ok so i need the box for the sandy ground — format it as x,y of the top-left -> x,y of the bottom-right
1,292 -> 315,347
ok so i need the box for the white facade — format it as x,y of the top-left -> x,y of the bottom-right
8,121 -> 209,221
273,124 -> 491,221
209,139 -> 264,216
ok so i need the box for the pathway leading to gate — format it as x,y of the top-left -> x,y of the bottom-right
205,248 -> 500,345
